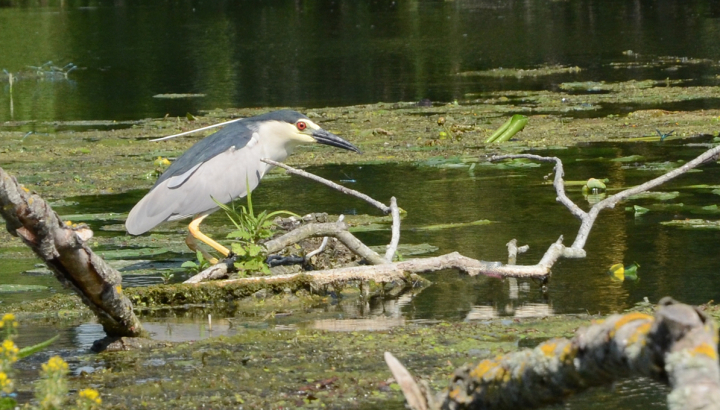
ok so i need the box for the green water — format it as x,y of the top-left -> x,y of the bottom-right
4,140 -> 715,408
3,0 -> 720,122
6,138 -> 720,318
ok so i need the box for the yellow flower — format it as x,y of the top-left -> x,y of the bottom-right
78,388 -> 102,405
0,371 -> 12,394
0,313 -> 18,329
0,339 -> 19,363
42,356 -> 69,373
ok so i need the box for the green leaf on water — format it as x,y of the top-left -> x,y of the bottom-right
414,220 -> 493,231
0,284 -> 48,293
18,334 -> 60,359
611,155 -> 645,162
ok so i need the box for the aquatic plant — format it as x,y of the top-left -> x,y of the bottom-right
0,314 -> 101,410
36,356 -> 69,409
485,114 -> 528,143
215,180 -> 299,275
181,250 -> 211,273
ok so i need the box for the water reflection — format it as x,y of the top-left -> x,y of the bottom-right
3,1 -> 720,122
5,140 -> 720,324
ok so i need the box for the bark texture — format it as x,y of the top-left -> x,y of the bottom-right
387,298 -> 720,410
0,168 -> 143,337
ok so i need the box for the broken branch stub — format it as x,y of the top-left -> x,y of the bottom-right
0,168 -> 143,337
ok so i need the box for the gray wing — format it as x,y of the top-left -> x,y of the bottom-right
151,120 -> 256,189
126,124 -> 268,235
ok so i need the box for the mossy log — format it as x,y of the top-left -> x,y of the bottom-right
388,297 -> 720,410
0,168 -> 143,337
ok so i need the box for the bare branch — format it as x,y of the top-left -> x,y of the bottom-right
214,251 -> 550,288
492,154 -> 587,220
184,221 -> 387,284
384,352 -> 429,410
505,239 -> 528,265
183,261 -> 233,284
576,144 -> 720,249
264,221 -> 386,265
261,158 -> 391,213
306,237 -> 330,260
492,145 -> 720,254
384,197 -> 401,262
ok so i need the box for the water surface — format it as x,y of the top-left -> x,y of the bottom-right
3,0 -> 720,122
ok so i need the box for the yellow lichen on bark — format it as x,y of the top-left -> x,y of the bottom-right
448,386 -> 462,400
608,312 -> 653,338
626,322 -> 652,345
540,342 -> 557,357
691,342 -> 718,360
470,359 -> 500,379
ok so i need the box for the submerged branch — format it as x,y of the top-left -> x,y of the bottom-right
493,144 -> 720,251
0,168 -> 143,337
388,297 -> 720,410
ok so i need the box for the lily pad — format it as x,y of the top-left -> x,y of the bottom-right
413,220 -> 493,231
368,243 -> 439,256
153,93 -> 206,99
61,213 -> 125,222
0,284 -> 48,293
476,158 -> 541,169
348,224 -> 389,233
96,247 -> 171,260
661,219 -> 720,229
689,205 -> 720,215
611,155 -> 645,162
627,191 -> 680,201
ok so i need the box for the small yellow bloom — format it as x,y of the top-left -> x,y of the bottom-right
0,313 -> 18,330
0,371 -> 13,394
0,339 -> 19,363
79,388 -> 102,405
42,356 -> 69,373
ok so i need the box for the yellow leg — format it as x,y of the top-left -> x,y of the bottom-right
186,214 -> 230,260
184,234 -> 219,265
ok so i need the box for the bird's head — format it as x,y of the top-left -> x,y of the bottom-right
254,110 -> 361,153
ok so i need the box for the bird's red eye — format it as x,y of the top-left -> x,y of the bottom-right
296,121 -> 307,131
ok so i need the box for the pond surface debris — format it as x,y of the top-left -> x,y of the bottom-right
3,61 -> 720,408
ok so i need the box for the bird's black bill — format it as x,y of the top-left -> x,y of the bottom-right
312,129 -> 361,153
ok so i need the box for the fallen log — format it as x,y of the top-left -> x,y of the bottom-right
0,168 -> 143,337
386,297 -> 720,410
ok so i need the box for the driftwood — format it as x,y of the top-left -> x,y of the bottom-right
0,168 -> 143,337
186,142 -> 720,286
263,158 -> 401,261
386,297 -> 720,410
184,220 -> 387,284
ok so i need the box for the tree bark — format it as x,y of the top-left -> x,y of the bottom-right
386,298 -> 720,410
0,168 -> 143,337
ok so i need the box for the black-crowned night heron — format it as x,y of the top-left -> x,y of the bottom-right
126,110 -> 360,256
